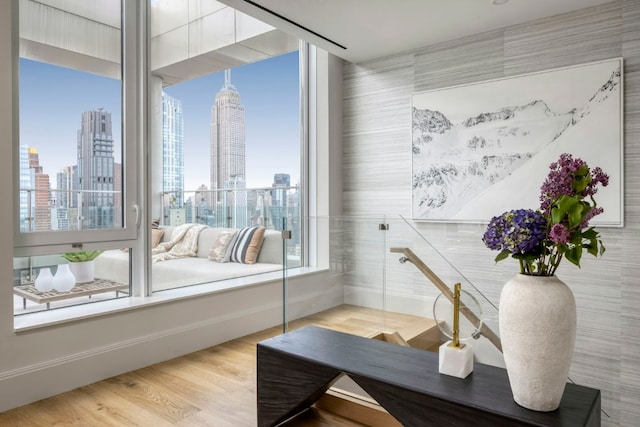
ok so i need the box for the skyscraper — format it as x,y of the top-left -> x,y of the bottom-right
56,166 -> 75,231
272,173 -> 291,188
76,108 -> 116,229
56,166 -> 74,209
210,69 -> 246,203
18,145 -> 31,232
270,173 -> 290,230
162,92 -> 184,206
26,147 -> 51,231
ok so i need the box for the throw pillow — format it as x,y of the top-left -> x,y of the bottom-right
221,232 -> 240,263
229,227 -> 266,264
151,218 -> 160,229
151,228 -> 165,248
208,230 -> 237,262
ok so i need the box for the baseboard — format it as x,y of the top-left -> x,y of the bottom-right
344,285 -> 437,317
0,277 -> 343,413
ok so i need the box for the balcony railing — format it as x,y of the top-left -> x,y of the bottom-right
160,186 -> 301,232
19,188 -> 123,232
19,185 -> 302,235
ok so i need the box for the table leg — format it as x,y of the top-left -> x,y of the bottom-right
23,298 -> 26,310
46,302 -> 50,310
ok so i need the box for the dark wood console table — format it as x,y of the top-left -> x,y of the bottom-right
257,326 -> 600,427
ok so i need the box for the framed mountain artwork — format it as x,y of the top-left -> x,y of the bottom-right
411,58 -> 623,226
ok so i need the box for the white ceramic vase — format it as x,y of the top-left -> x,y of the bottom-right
499,274 -> 576,412
34,267 -> 54,292
53,264 -> 76,292
69,260 -> 95,284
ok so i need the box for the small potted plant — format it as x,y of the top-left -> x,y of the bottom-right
61,250 -> 103,284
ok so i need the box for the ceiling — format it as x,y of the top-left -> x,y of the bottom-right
218,0 -> 616,63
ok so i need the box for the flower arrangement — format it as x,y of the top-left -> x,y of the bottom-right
482,153 -> 608,276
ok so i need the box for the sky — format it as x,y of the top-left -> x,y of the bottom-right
19,50 -> 300,190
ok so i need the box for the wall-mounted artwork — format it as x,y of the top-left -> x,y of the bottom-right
411,58 -> 623,226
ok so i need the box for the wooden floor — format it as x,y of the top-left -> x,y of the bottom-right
0,305 -> 438,426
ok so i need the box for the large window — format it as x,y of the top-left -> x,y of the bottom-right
145,0 -> 304,293
13,0 -> 138,316
157,53 -> 301,231
12,0 -> 308,317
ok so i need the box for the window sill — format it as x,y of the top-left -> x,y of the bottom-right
14,266 -> 326,332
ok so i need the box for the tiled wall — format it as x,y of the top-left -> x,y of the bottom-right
342,1 -> 640,425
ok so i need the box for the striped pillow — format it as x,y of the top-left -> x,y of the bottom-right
229,227 -> 266,264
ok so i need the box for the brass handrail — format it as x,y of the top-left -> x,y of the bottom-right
390,247 -> 502,353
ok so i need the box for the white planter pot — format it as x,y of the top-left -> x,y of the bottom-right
499,274 -> 576,412
68,260 -> 95,284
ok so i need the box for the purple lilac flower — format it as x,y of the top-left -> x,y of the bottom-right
483,209 -> 547,254
549,223 -> 570,244
583,166 -> 609,197
580,206 -> 604,229
539,153 -> 609,215
539,153 -> 586,213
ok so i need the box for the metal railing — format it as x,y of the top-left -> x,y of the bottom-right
160,186 -> 301,231
19,188 -> 122,232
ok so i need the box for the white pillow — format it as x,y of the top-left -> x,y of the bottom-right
207,230 -> 237,263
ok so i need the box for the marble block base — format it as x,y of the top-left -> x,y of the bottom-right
439,341 -> 473,379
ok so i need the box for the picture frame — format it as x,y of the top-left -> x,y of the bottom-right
411,58 -> 623,226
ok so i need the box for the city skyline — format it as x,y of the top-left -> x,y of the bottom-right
19,51 -> 300,191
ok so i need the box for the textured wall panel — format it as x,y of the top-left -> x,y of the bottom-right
503,2 -> 622,77
414,29 -> 505,93
342,1 -> 640,425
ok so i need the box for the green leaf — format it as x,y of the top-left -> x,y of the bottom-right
582,227 -> 598,239
552,195 -> 577,224
62,250 -> 103,262
556,243 -> 569,254
565,246 -> 583,267
494,250 -> 510,263
585,239 -> 598,256
572,175 -> 590,193
599,241 -> 606,256
568,202 -> 585,228
570,231 -> 583,245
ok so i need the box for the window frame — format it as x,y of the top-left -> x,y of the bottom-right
10,0 -> 315,322
12,0 -> 139,257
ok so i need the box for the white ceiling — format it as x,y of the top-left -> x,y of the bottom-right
218,0 -> 616,63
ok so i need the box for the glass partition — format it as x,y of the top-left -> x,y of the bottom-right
383,217 -> 503,365
282,215 -> 495,357
284,216 -> 388,335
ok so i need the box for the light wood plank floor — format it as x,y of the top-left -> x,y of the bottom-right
0,305 -> 437,426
